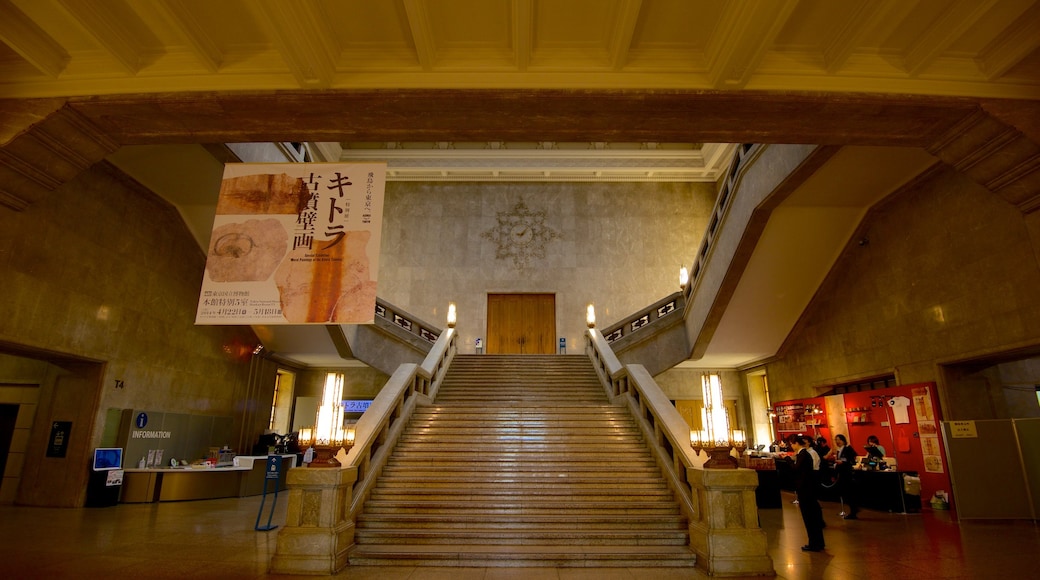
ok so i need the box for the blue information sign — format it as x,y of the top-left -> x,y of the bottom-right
135,413 -> 148,429
265,455 -> 282,480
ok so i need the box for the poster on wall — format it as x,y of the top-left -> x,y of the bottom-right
924,455 -> 945,473
196,163 -> 387,325
911,386 -> 934,421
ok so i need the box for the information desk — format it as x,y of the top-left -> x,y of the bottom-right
121,455 -> 296,503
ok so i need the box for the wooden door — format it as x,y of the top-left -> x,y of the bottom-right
486,294 -> 556,354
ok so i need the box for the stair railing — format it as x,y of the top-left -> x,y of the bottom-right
586,327 -> 699,523
599,144 -> 760,348
343,328 -> 457,520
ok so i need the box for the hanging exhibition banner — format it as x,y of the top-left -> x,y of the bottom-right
196,163 -> 386,325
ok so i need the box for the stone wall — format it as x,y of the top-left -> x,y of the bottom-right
377,180 -> 716,353
0,163 -> 258,504
765,166 -> 1040,410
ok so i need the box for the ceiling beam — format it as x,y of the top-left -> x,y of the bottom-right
252,0 -> 337,88
66,89 -> 981,148
822,0 -> 907,73
977,2 -> 1040,81
705,0 -> 799,89
57,0 -> 151,75
155,0 -> 223,73
903,0 -> 999,77
512,0 -> 533,71
403,0 -> 436,71
609,0 -> 642,71
0,0 -> 69,78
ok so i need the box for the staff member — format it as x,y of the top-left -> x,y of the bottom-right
831,434 -> 860,520
792,434 -> 825,552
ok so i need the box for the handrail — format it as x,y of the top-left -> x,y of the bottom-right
344,328 -> 457,518
586,328 -> 702,525
599,291 -> 685,346
600,144 -> 760,345
373,297 -> 445,346
586,326 -> 625,398
682,143 -> 760,309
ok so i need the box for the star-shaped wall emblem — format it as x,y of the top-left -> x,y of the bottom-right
481,200 -> 560,269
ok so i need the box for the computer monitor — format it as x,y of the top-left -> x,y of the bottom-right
92,448 -> 123,471
865,445 -> 885,459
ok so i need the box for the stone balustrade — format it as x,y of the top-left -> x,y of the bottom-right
586,328 -> 773,577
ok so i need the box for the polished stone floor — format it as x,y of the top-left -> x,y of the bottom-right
0,491 -> 1037,579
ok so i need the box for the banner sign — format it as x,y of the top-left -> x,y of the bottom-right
196,163 -> 386,324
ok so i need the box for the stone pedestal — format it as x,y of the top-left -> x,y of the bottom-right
269,466 -> 358,575
687,467 -> 774,577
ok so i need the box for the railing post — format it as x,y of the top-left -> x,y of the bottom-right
687,468 -> 773,577
270,466 -> 359,575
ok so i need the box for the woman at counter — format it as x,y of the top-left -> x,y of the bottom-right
864,435 -> 886,458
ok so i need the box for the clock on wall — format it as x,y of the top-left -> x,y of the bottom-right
482,200 -> 560,270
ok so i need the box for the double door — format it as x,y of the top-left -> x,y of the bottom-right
486,294 -> 555,354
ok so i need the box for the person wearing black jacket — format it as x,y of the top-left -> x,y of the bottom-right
792,434 -> 826,552
831,434 -> 860,519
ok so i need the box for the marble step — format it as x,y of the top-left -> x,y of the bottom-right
347,544 -> 697,568
360,501 -> 682,516
352,528 -> 690,546
355,513 -> 686,528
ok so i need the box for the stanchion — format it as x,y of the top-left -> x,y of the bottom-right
255,455 -> 283,532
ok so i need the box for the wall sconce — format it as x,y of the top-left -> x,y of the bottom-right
586,304 -> 596,328
691,372 -> 741,468
679,264 -> 689,289
446,302 -> 457,328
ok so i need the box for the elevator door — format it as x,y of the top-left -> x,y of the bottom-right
486,294 -> 556,354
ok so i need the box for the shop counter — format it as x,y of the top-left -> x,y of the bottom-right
121,455 -> 296,503
853,469 -> 921,513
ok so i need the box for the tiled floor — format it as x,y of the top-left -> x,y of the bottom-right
0,492 -> 1037,579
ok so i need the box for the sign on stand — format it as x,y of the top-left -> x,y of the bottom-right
255,455 -> 283,532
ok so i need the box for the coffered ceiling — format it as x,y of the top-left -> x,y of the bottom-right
2,1 -> 1038,369
1,0 -> 1037,99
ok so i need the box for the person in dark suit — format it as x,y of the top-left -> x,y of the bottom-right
792,434 -> 825,551
831,434 -> 860,519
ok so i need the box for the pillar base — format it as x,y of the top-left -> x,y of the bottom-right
269,465 -> 358,575
687,467 -> 774,577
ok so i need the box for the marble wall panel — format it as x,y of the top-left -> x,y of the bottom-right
0,164 -> 258,450
378,181 -> 716,352
766,167 -> 1040,405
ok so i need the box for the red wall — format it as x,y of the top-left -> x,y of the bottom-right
775,382 -> 953,510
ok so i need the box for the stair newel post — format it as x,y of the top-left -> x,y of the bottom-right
270,465 -> 359,574
687,467 -> 773,576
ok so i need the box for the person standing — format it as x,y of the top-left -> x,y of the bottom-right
792,434 -> 825,552
831,434 -> 860,519
815,436 -> 831,459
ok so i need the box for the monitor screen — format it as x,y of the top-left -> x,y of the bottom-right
93,448 -> 123,471
865,446 -> 885,459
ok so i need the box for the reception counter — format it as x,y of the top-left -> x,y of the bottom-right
121,455 -> 296,503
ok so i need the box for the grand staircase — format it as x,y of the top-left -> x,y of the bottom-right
349,354 -> 696,567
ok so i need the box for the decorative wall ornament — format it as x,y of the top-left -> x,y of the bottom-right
481,199 -> 560,269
